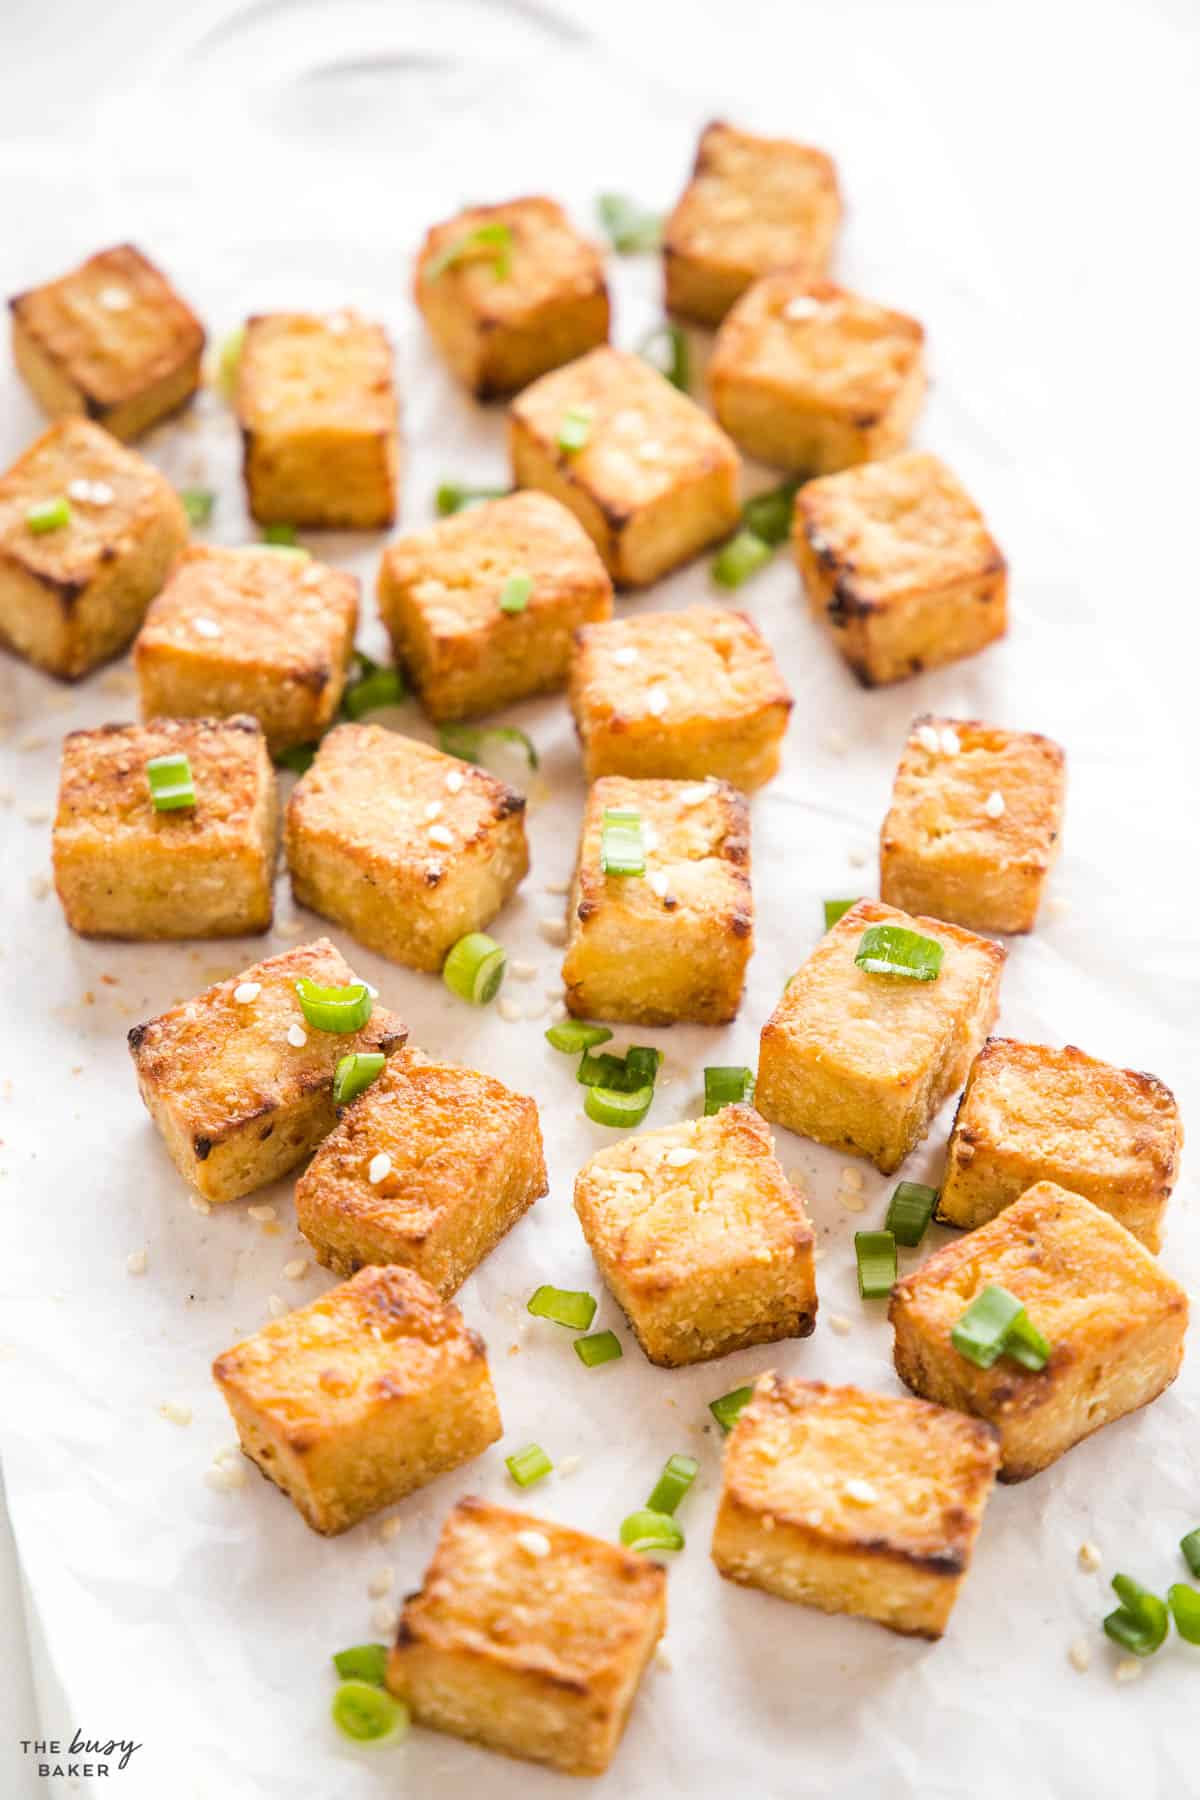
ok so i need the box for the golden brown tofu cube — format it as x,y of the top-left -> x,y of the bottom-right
285,723 -> 529,970
562,775 -> 752,1025
664,121 -> 841,327
567,602 -> 792,790
9,243 -> 205,442
879,716 -> 1066,935
890,1183 -> 1189,1480
128,937 -> 406,1204
756,898 -> 1005,1174
794,450 -> 1008,687
213,1266 -> 500,1535
295,1046 -> 547,1291
509,346 -> 740,587
134,546 -> 358,754
0,418 -> 188,678
937,1039 -> 1181,1250
236,311 -> 399,529
378,491 -> 612,722
711,1374 -> 1000,1638
414,196 -> 610,399
574,1105 -> 816,1367
387,1496 -> 665,1775
53,716 -> 277,940
710,274 -> 926,475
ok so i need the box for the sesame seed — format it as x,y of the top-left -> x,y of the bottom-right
1078,1541 -> 1102,1573
367,1565 -> 395,1597
30,874 -> 50,901
641,821 -> 659,853
275,917 -> 306,937
940,727 -> 961,755
428,824 -> 453,847
612,646 -> 639,666
916,724 -> 941,754
23,807 -> 48,825
538,917 -> 568,946
515,1529 -> 552,1558
543,879 -> 570,895
844,1478 -> 878,1505
424,801 -> 443,820
985,790 -> 1006,819
267,1293 -> 286,1317
126,1249 -> 148,1276
647,871 -> 669,898
1114,1658 -> 1142,1684
190,1195 -> 212,1217
283,1258 -> 307,1280
193,617 -> 222,639
825,729 -> 848,754
783,294 -> 822,321
1068,1638 -> 1091,1673
213,1445 -> 240,1467
286,1024 -> 307,1049
665,1146 -> 699,1167
510,960 -> 537,981
497,997 -> 522,1022
204,1463 -> 246,1492
548,1001 -> 568,1022
248,1203 -> 276,1223
524,997 -> 548,1021
828,1314 -> 852,1335
159,1402 -> 192,1426
679,784 -> 713,806
368,1152 -> 392,1185
371,1603 -> 399,1635
848,849 -> 868,868
233,981 -> 261,1004
378,1514 -> 403,1542
98,285 -> 131,310
19,733 -> 48,751
89,480 -> 115,505
837,1190 -> 866,1213
646,687 -> 669,717
840,1165 -> 864,1188
445,770 -> 464,793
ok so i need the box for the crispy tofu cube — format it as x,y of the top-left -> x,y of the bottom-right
756,898 -> 1005,1174
574,1105 -> 816,1367
711,1374 -> 1000,1638
387,1496 -> 665,1775
285,723 -> 529,970
890,1183 -> 1189,1480
567,602 -> 792,790
134,546 -> 359,754
0,418 -> 188,678
296,1046 -> 547,1291
664,121 -> 841,327
9,243 -> 205,441
710,274 -> 926,475
236,311 -> 399,529
794,451 -> 1008,687
128,938 -> 406,1204
53,716 -> 277,940
879,716 -> 1066,935
937,1039 -> 1181,1250
378,491 -> 612,722
212,1266 -> 500,1535
509,347 -> 740,587
562,775 -> 752,1025
414,196 -> 610,399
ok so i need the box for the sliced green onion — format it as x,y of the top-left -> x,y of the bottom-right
1168,1583 -> 1200,1644
435,482 -> 509,516
823,898 -> 859,930
1002,1308 -> 1052,1372
637,322 -> 689,392
332,1644 -> 389,1685
294,976 -> 373,1034
584,1084 -> 654,1128
855,1230 -> 897,1300
596,193 -> 663,254
619,1508 -> 683,1554
498,571 -> 532,615
577,1047 -> 660,1093
506,1443 -> 552,1487
425,221 -> 512,281
442,932 -> 506,1005
885,1181 -> 938,1247
709,1385 -> 754,1433
854,924 -> 944,983
950,1285 -> 1026,1370
262,522 -> 297,546
146,751 -> 195,812
646,1454 -> 698,1516
574,1329 -> 623,1367
333,1052 -> 386,1107
527,1285 -> 597,1331
624,1045 -> 662,1086
703,1066 -> 755,1115
438,722 -> 539,770
260,543 -> 310,561
26,495 -> 71,534
1182,1528 -> 1200,1578
330,1680 -> 408,1745
743,482 -> 799,548
217,326 -> 244,397
1103,1575 -> 1170,1657
274,742 -> 319,774
712,528 -> 771,590
180,488 -> 215,526
558,405 -> 592,454
545,1020 -> 612,1054
342,652 -> 405,720
600,806 -> 645,876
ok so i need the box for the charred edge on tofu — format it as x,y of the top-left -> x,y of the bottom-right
21,568 -> 88,607
826,577 -> 876,623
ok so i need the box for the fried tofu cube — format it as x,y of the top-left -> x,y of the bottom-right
414,196 -> 610,399
285,723 -> 529,970
128,937 -> 406,1204
509,346 -> 740,587
664,121 -> 841,327
386,1496 -> 665,1775
574,1105 -> 816,1367
134,546 -> 358,753
236,311 -> 399,529
794,451 -> 1008,687
710,274 -> 926,475
212,1266 -> 500,1535
756,898 -> 1005,1174
879,716 -> 1066,935
937,1039 -> 1181,1250
711,1374 -> 1000,1638
562,775 -> 752,1025
9,243 -> 205,442
890,1183 -> 1189,1480
378,491 -> 612,722
0,418 -> 188,678
296,1047 -> 547,1291
53,716 -> 277,940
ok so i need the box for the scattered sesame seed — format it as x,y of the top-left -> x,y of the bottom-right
190,1195 -> 212,1217
825,729 -> 848,754
193,617 -> 222,639
159,1402 -> 192,1426
370,1603 -> 400,1635
524,997 -> 548,1021
497,996 -> 522,1023
286,1024 -> 307,1049
368,1152 -> 393,1185
543,879 -> 570,895
538,917 -> 568,946
840,1165 -> 865,1188
1114,1658 -> 1142,1684
30,874 -> 50,901
811,1244 -> 826,1264
612,646 -> 639,666
378,1515 -> 403,1542
283,1258 -> 307,1280
828,1314 -> 852,1334
847,849 -> 868,868
985,790 -> 1006,819
510,960 -> 538,981
1068,1638 -> 1091,1673
641,821 -> 659,853
844,1478 -> 878,1505
515,1529 -> 552,1558
646,686 -> 669,717
424,800 -> 443,820
916,724 -> 941,754
940,727 -> 961,756
1047,895 -> 1071,918
19,733 -> 48,751
213,1444 -> 240,1467
367,1566 -> 395,1597
267,1294 -> 286,1317
783,294 -> 822,321
428,824 -> 453,847
557,1454 -> 583,1477
665,1146 -> 699,1167
233,981 -> 261,1004
247,1203 -> 276,1223
99,285 -> 131,310
647,871 -> 669,898
445,769 -> 465,794
679,784 -> 713,807
837,1190 -> 866,1213
275,917 -> 305,937
655,1640 -> 673,1668
1078,1541 -> 1102,1573
126,1249 -> 148,1276
204,1463 -> 246,1492
23,808 -> 48,825
548,1001 -> 568,1023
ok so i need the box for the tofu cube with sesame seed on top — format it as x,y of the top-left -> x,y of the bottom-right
284,722 -> 529,970
212,1265 -> 501,1535
128,937 -> 406,1204
508,346 -> 741,588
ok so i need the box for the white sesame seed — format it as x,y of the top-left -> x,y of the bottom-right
655,1640 -> 673,1668
612,646 -> 639,666
811,1244 -> 826,1263
556,1454 -> 583,1477
1068,1638 -> 1091,1673
848,849 -> 868,868
275,917 -> 305,937
679,784 -> 713,807
515,1529 -> 552,1558
548,1001 -> 568,1022
844,1478 -> 878,1505
367,1565 -> 395,1597
283,1258 -> 307,1281
89,480 -> 115,504
840,1165 -> 864,1188
368,1152 -> 392,1185
1078,1541 -> 1103,1573
378,1514 -> 403,1542
783,294 -> 822,321
538,917 -> 568,946
190,1195 -> 212,1217
428,824 -> 453,847
247,1203 -> 276,1223
126,1249 -> 148,1276
497,997 -> 522,1023
204,1463 -> 246,1492
837,1190 -> 866,1213
424,801 -> 443,820
267,1294 -> 286,1317
371,1603 -> 399,1635
940,727 -> 961,756
641,821 -> 659,853
543,879 -> 570,895
825,729 -> 848,754
23,806 -> 47,824
233,981 -> 261,1004
286,1024 -> 307,1049
828,1314 -> 852,1335
19,733 -> 48,751
985,790 -> 1006,819
445,769 -> 465,793
213,1444 -> 240,1467
193,617 -> 222,639
30,874 -> 50,901
646,686 -> 669,717
647,871 -> 669,898
916,724 -> 941,754
524,997 -> 548,1021
1114,1658 -> 1142,1684
665,1146 -> 699,1167
510,960 -> 537,981
98,285 -> 131,310
159,1402 -> 192,1426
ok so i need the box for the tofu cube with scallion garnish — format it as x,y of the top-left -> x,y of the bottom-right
52,716 -> 277,940
285,722 -> 528,970
212,1265 -> 500,1535
562,775 -> 752,1025
567,602 -> 792,789
386,1496 -> 665,1775
574,1105 -> 816,1367
377,491 -> 612,722
793,450 -> 1008,687
890,1182 -> 1189,1480
709,274 -> 926,475
937,1038 -> 1181,1250
710,1374 -> 1000,1638
414,196 -> 610,399
756,898 -> 1005,1173
0,418 -> 188,678
508,346 -> 741,587
9,242 -> 205,441
235,311 -> 399,529
128,937 -> 406,1204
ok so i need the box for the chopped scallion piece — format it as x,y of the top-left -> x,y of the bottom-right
619,1508 -> 684,1554
1002,1308 -> 1052,1371
596,193 -> 663,253
330,1679 -> 408,1745
333,1052 -> 386,1107
1103,1575 -> 1170,1657
438,722 -> 539,770
703,1066 -> 755,1115
26,495 -> 71,534
442,932 -> 506,1005
506,1443 -> 552,1487
646,1453 -> 698,1516
577,1046 -> 660,1093
600,806 -> 645,876
180,488 -> 215,526
545,1020 -> 613,1054
294,976 -> 373,1034
584,1083 -> 654,1128
855,1230 -> 897,1300
709,1385 -> 754,1433
637,321 -> 689,392
950,1284 -> 1025,1368
823,898 -> 859,930
711,527 -> 771,590
342,652 -> 405,720
1182,1528 -> 1200,1579
498,571 -> 532,615
261,543 -> 310,561
854,924 -> 944,982
332,1643 -> 389,1685
1168,1583 -> 1200,1644
435,482 -> 509,516
742,482 -> 799,548
558,405 -> 592,454
146,751 -> 195,812
262,522 -> 297,545
274,742 -> 319,774
885,1181 -> 938,1247
425,221 -> 512,281
574,1329 -> 623,1367
216,326 -> 244,397
624,1045 -> 662,1086
527,1285 -> 597,1331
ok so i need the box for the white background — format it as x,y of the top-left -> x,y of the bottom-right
1,1 -> 1198,1795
